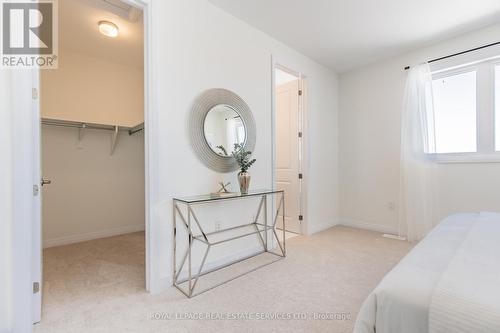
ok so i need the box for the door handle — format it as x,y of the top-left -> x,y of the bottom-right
41,178 -> 52,186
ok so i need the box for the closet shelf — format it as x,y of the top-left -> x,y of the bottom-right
42,118 -> 144,155
41,118 -> 143,133
128,123 -> 144,135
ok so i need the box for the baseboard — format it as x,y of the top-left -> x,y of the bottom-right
307,221 -> 338,235
150,276 -> 173,295
43,224 -> 145,248
339,219 -> 397,235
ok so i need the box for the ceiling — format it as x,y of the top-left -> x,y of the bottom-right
59,0 -> 143,68
209,0 -> 500,73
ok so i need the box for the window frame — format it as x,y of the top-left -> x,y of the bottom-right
428,58 -> 500,163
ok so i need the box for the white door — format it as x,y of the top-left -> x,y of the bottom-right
8,69 -> 42,330
276,78 -> 301,233
32,70 -> 42,324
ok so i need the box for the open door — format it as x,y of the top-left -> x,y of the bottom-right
32,69 -> 42,324
6,68 -> 42,331
275,71 -> 302,234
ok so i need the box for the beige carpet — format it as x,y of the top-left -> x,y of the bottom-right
35,226 -> 413,333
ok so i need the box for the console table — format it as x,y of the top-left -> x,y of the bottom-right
172,189 -> 285,298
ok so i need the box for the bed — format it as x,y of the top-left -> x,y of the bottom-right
354,212 -> 500,333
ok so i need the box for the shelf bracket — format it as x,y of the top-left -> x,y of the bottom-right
110,126 -> 119,155
78,123 -> 86,143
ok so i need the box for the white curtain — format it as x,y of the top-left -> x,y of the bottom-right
399,63 -> 437,241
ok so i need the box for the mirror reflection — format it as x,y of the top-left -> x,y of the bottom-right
204,104 -> 246,157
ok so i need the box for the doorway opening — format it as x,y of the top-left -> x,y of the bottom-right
274,65 -> 305,239
37,0 -> 145,324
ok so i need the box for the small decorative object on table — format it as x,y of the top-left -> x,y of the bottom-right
210,181 -> 235,197
217,181 -> 231,193
232,143 -> 256,194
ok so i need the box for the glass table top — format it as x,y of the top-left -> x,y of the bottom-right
173,189 -> 284,204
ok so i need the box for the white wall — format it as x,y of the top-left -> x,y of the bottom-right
339,23 -> 500,234
41,126 -> 145,247
148,0 -> 339,292
41,48 -> 144,127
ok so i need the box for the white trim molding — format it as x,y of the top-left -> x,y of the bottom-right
429,152 -> 500,164
43,224 -> 145,248
339,219 -> 398,235
123,0 -> 155,293
307,221 -> 339,235
271,56 -> 309,236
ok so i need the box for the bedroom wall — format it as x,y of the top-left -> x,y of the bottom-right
148,0 -> 339,292
41,127 -> 145,247
339,22 -> 500,234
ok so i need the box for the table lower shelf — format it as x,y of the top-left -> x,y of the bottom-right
174,250 -> 284,298
193,222 -> 275,246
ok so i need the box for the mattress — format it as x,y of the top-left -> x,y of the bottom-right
353,212 -> 500,333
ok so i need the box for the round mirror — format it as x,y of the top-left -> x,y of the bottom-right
203,104 -> 246,157
190,88 -> 256,173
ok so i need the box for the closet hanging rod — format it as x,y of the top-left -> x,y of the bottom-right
41,118 -> 144,135
404,41 -> 500,70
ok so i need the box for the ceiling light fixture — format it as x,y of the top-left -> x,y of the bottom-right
98,21 -> 119,38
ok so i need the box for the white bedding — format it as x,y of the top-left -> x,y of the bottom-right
354,212 -> 500,333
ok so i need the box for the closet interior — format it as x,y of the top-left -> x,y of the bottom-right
39,0 -> 146,312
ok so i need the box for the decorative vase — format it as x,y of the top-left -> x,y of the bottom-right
238,171 -> 251,194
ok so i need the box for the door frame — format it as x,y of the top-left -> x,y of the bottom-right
124,0 -> 154,295
271,57 -> 308,235
11,0 -> 156,326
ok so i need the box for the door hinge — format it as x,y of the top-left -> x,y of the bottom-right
299,215 -> 303,221
33,185 -> 39,196
298,89 -> 303,96
298,173 -> 303,179
32,88 -> 38,100
33,282 -> 40,294
298,131 -> 303,138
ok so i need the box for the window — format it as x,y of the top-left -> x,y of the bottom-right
429,59 -> 500,162
432,71 -> 477,154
